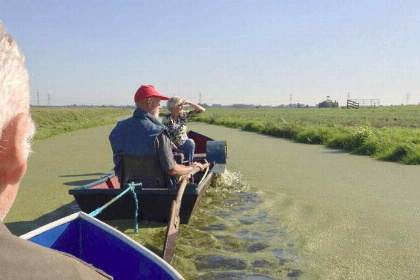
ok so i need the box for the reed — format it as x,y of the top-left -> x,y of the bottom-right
193,106 -> 420,165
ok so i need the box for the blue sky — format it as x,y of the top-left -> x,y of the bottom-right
1,0 -> 419,106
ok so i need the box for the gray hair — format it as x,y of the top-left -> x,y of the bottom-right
167,96 -> 183,111
0,22 -> 35,159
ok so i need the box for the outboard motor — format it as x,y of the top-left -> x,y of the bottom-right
206,141 -> 227,164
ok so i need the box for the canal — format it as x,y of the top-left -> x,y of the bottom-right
5,122 -> 420,279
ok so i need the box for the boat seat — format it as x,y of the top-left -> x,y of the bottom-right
121,155 -> 167,188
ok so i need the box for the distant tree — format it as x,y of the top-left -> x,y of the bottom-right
318,100 -> 339,108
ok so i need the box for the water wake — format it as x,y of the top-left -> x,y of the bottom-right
178,170 -> 299,279
209,170 -> 249,195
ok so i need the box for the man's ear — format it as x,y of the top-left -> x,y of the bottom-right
0,113 -> 29,186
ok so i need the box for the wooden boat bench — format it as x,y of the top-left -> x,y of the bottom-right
121,155 -> 167,188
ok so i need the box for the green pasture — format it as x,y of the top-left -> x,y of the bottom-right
31,107 -> 131,140
29,106 -> 420,164
193,106 -> 420,165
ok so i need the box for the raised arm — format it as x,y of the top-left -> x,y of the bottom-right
184,101 -> 206,113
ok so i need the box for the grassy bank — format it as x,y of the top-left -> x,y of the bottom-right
193,106 -> 420,165
31,107 -> 132,140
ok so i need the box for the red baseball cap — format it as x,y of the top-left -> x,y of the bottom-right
134,85 -> 169,102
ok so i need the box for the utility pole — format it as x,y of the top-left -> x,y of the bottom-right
37,91 -> 40,106
199,92 -> 202,104
289,94 -> 293,106
347,92 -> 350,100
406,93 -> 410,105
48,93 -> 51,106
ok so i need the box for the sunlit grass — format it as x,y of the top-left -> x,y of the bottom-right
193,106 -> 420,165
31,107 -> 132,140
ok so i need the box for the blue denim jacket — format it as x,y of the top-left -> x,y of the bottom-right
109,109 -> 164,181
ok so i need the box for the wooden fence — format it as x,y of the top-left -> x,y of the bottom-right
347,99 -> 380,108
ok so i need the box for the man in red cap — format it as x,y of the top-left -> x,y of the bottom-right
134,85 -> 169,119
109,85 -> 204,187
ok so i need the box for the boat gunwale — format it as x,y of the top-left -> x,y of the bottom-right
69,166 -> 215,196
20,212 -> 184,279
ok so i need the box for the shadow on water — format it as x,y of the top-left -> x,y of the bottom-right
59,172 -> 110,178
323,149 -> 348,154
6,201 -> 80,236
60,171 -> 111,186
6,199 -> 166,240
62,179 -> 99,187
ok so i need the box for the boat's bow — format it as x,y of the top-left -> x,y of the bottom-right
21,212 -> 184,280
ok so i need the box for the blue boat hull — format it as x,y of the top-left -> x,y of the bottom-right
20,212 -> 183,280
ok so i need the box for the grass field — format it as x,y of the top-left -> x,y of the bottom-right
192,106 -> 420,165
30,106 -> 420,165
31,107 -> 131,140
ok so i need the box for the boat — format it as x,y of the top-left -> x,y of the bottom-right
68,131 -> 226,224
20,212 -> 184,279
